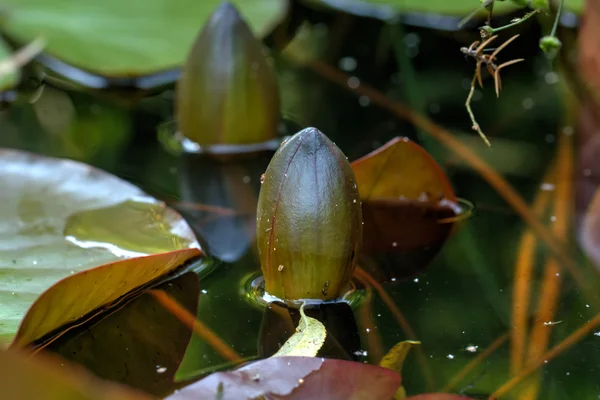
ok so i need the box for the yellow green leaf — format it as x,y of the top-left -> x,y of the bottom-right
272,304 -> 326,357
379,340 -> 421,400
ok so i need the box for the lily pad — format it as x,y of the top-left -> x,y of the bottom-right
48,271 -> 201,397
0,348 -> 152,399
0,149 -> 201,345
301,0 -> 583,19
0,0 -> 288,80
351,137 -> 460,281
166,356 -> 401,399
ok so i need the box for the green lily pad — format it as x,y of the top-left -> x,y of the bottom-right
301,0 -> 583,18
0,38 -> 19,91
0,0 -> 288,79
0,149 -> 201,345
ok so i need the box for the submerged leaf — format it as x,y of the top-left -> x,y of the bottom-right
0,149 -> 201,345
256,127 -> 362,301
272,304 -> 327,357
379,341 -> 421,400
166,356 -> 401,400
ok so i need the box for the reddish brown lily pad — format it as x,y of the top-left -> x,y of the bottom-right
0,348 -> 151,399
166,356 -> 401,400
405,395 -> 475,400
351,137 -> 461,281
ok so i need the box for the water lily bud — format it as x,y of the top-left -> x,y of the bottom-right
176,2 -> 279,146
256,128 -> 362,301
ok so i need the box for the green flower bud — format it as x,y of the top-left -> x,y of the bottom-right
176,2 -> 279,146
256,128 -> 362,301
539,35 -> 562,55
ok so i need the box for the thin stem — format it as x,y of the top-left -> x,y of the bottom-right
550,0 -> 564,37
490,314 -> 600,399
483,9 -> 540,37
465,74 -> 491,147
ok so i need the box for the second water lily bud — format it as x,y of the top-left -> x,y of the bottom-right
256,128 -> 363,301
176,2 -> 279,146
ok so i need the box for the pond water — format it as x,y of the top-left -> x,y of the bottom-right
1,5 -> 599,400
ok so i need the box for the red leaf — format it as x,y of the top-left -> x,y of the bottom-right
405,394 -> 476,400
167,356 -> 401,400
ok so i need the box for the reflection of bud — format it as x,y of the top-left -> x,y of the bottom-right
176,2 -> 279,146
256,128 -> 362,301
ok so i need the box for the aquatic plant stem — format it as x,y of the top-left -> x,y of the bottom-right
550,0 -> 564,38
489,313 -> 600,399
510,164 -> 555,376
355,283 -> 385,363
519,94 -> 574,400
354,267 -> 435,390
441,332 -> 509,392
465,74 -> 491,147
480,9 -> 540,38
283,52 -> 599,310
148,289 -> 243,363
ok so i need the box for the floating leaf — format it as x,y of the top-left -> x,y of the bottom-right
46,271 -> 201,397
351,137 -> 461,281
404,395 -> 476,400
272,303 -> 327,357
0,0 -> 288,83
176,2 -> 280,146
257,127 -> 362,301
0,149 -> 201,345
299,0 -> 582,19
0,348 -> 151,399
166,356 -> 401,400
379,340 -> 421,400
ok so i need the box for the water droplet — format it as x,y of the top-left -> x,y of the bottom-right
545,71 -> 559,84
465,345 -> 478,353
278,265 -> 284,271
339,57 -> 357,71
201,289 -> 208,294
347,76 -> 360,89
353,199 -> 357,203
298,378 -> 304,384
365,328 -> 371,333
156,366 -> 167,374
447,354 -> 455,359
413,278 -> 419,283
